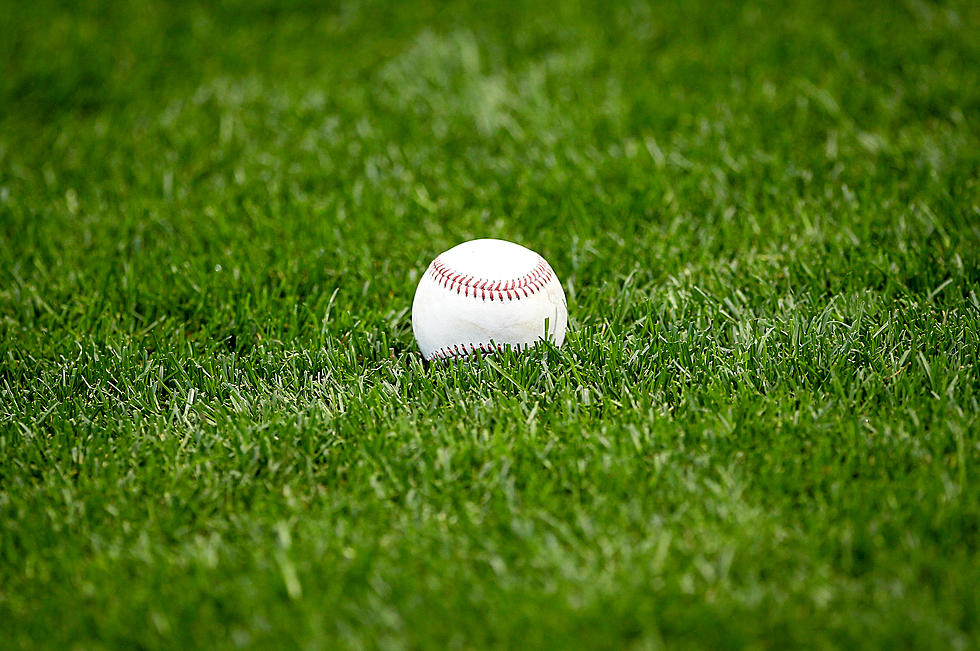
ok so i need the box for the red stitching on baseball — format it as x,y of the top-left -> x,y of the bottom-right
427,257 -> 554,302
428,342 -> 518,360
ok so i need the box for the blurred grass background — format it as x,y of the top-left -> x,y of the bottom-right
1,0 -> 979,648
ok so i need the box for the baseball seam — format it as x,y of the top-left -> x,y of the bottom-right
428,342 -> 533,361
428,256 -> 553,302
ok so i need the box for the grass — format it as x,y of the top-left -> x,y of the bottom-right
1,0 -> 979,647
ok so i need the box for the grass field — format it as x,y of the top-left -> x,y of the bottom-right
2,0 -> 979,647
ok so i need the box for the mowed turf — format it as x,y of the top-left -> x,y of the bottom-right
1,0 -> 979,648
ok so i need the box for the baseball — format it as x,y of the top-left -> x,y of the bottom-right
412,239 -> 568,361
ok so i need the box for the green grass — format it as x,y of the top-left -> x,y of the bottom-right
2,0 -> 979,647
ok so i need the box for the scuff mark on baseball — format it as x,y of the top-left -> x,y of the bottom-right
412,239 -> 568,361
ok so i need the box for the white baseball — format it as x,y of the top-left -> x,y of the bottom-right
412,239 -> 568,361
